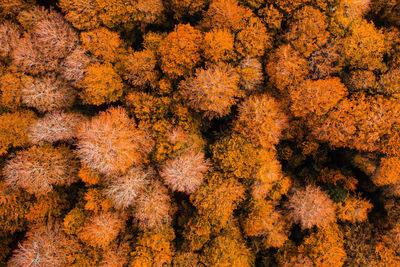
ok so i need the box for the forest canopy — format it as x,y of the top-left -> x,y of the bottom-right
1,0 -> 400,266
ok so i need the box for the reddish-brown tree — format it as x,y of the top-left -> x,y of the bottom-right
287,185 -> 336,229
28,111 -> 84,144
234,94 -> 288,148
60,47 -> 91,86
21,75 -> 76,113
105,167 -> 154,209
8,224 -> 79,267
201,0 -> 253,32
179,63 -> 241,119
31,11 -> 78,59
77,106 -> 154,175
0,21 -> 21,59
237,57 -> 263,92
133,180 -> 175,230
78,212 -> 125,248
160,149 -> 209,194
4,144 -> 79,195
288,77 -> 348,117
266,44 -> 308,91
11,34 -> 59,75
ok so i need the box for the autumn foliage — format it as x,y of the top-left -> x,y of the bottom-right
77,106 -> 154,175
2,1 -> 400,266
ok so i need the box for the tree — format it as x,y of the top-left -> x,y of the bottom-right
134,0 -> 166,26
288,77 -> 348,117
235,16 -> 272,58
89,0 -> 164,29
159,24 -> 202,78
339,19 -> 387,71
0,110 -> 36,156
31,11 -> 78,59
212,134 -> 261,180
130,226 -> 175,267
12,34 -> 59,75
286,185 -> 336,229
21,75 -> 76,113
25,189 -> 70,225
299,223 -> 347,266
200,225 -> 255,267
241,198 -> 289,245
8,224 -> 79,267
77,106 -> 154,175
0,0 -> 32,19
59,47 -> 91,86
201,0 -> 253,32
269,0 -> 309,13
311,93 -> 400,155
308,43 -> 341,79
16,6 -> 53,30
4,144 -> 79,195
191,172 -> 245,227
99,242 -> 130,267
266,44 -> 308,91
123,49 -> 159,89
91,0 -> 138,29
78,62 -> 124,105
286,6 -> 329,57
182,214 -> 213,251
133,180 -> 175,230
170,0 -> 208,20
78,212 -> 125,249
318,168 -> 358,192
345,70 -> 377,92
0,71 -> 24,110
83,188 -> 113,214
257,5 -> 283,33
330,0 -> 372,35
173,252 -> 200,267
335,195 -> 373,223
28,111 -> 84,144
342,224 -> 380,266
0,181 -> 31,234
233,94 -> 288,148
78,165 -> 102,185
0,21 -> 21,59
237,57 -> 263,92
371,157 -> 400,186
202,28 -> 236,63
105,167 -> 154,209
80,27 -> 124,63
378,67 -> 400,99
58,0 -> 101,30
179,63 -> 241,119
160,149 -> 209,194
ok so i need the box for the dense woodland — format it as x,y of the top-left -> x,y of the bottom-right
1,0 -> 400,266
